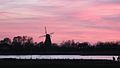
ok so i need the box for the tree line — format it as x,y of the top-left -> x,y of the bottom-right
0,36 -> 120,54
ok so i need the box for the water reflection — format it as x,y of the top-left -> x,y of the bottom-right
0,55 -> 118,60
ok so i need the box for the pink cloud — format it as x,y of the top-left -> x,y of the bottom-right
0,0 -> 120,43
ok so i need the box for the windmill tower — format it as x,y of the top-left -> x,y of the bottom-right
39,27 -> 54,47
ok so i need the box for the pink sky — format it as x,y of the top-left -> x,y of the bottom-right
0,0 -> 120,43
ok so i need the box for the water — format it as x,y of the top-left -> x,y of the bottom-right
0,55 -> 118,60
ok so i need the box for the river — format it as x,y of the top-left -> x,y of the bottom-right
0,55 -> 118,60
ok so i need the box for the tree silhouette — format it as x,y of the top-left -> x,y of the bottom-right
0,37 -> 11,51
12,36 -> 23,50
0,36 -> 120,54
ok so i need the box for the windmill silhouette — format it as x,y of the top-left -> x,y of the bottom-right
39,27 -> 54,47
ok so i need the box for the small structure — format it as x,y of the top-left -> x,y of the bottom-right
112,56 -> 115,61
117,56 -> 120,61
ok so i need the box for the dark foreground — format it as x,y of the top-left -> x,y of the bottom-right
1,52 -> 120,55
0,59 -> 120,68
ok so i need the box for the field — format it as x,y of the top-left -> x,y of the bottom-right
0,59 -> 120,68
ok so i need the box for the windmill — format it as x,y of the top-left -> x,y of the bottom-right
39,27 -> 54,47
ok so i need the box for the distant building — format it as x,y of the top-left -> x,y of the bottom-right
117,56 -> 120,61
113,57 -> 115,61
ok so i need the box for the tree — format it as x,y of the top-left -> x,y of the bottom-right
12,36 -> 23,48
24,37 -> 34,48
60,40 -> 76,48
0,37 -> 11,50
3,37 -> 12,45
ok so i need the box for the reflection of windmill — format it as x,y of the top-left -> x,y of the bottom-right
39,27 -> 54,47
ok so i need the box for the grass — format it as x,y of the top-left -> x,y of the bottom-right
0,59 -> 120,68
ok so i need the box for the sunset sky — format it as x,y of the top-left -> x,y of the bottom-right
0,0 -> 120,43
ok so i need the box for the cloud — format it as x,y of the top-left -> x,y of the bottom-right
0,0 -> 120,43
103,15 -> 120,22
96,0 -> 120,4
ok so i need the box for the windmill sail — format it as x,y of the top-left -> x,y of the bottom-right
49,32 -> 54,35
45,26 -> 47,34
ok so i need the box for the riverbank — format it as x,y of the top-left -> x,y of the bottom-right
0,52 -> 120,55
0,59 -> 120,68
